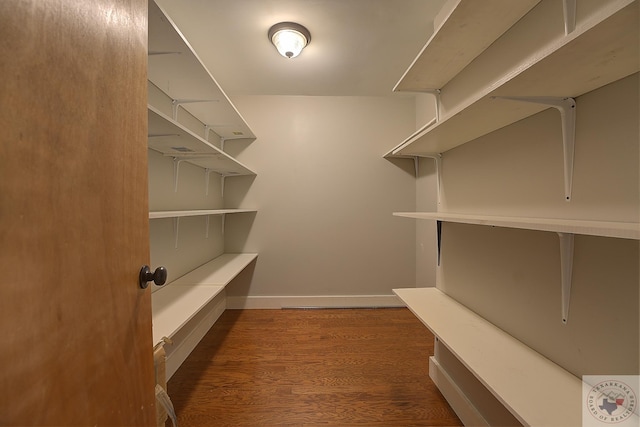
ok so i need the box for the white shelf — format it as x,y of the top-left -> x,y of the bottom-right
148,0 -> 255,141
152,253 -> 258,344
149,209 -> 256,219
393,212 -> 640,240
170,253 -> 258,286
148,106 -> 255,176
383,118 -> 436,159
395,0 -> 638,156
393,287 -> 582,427
394,0 -> 541,92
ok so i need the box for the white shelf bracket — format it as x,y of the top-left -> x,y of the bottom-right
557,232 -> 575,324
563,0 -> 577,35
419,89 -> 441,122
204,169 -> 226,198
220,137 -> 226,152
173,217 -> 180,249
171,98 -> 219,122
173,157 -> 189,192
221,213 -> 226,236
204,125 -> 211,142
204,168 -> 214,196
205,215 -> 210,239
421,154 -> 443,205
492,96 -> 576,201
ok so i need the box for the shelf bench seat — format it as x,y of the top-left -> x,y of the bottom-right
152,253 -> 258,345
149,209 -> 256,219
394,287 -> 582,427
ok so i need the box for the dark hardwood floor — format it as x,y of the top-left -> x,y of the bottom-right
167,308 -> 462,427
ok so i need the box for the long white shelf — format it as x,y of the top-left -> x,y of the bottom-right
393,287 -> 582,427
394,0 -> 541,92
383,118 -> 436,159
393,212 -> 640,240
148,106 -> 255,176
152,253 -> 258,345
148,0 -> 255,141
149,209 -> 256,219
394,0 -> 638,156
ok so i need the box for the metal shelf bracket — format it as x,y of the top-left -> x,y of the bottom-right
563,0 -> 576,35
173,217 -> 180,249
204,168 -> 214,196
436,220 -> 442,266
557,232 -> 575,324
492,96 -> 576,201
172,157 -> 189,192
416,89 -> 441,122
171,98 -> 219,121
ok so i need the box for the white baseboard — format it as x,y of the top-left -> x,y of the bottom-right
429,356 -> 489,427
226,294 -> 404,309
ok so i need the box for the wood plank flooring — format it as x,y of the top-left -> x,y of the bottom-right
167,308 -> 462,426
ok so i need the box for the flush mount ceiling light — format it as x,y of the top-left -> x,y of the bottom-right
268,22 -> 311,59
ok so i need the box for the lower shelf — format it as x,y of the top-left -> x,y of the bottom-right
393,287 -> 582,427
152,253 -> 258,345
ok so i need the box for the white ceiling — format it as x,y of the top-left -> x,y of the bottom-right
154,0 -> 447,97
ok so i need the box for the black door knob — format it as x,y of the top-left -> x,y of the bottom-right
139,265 -> 167,289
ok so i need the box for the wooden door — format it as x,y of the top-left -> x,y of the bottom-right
0,0 -> 155,425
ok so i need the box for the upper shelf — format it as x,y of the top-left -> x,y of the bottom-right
148,0 -> 255,141
394,0 -> 638,156
148,106 -> 255,176
393,212 -> 640,240
393,0 -> 541,92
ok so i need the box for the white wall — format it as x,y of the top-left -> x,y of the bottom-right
438,73 -> 639,377
221,95 -> 417,306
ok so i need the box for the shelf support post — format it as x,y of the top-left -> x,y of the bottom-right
204,125 -> 211,142
221,175 -> 226,199
220,137 -> 226,152
563,0 -> 576,35
492,96 -> 576,201
221,213 -> 226,235
557,232 -> 575,324
205,215 -> 210,239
